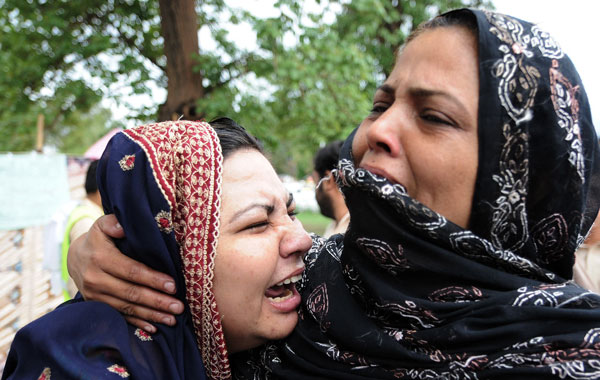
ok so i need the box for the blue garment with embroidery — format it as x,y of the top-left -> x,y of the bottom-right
2,121 -> 230,379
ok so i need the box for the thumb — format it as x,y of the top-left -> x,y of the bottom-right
96,214 -> 125,239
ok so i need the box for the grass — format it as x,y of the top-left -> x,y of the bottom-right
297,210 -> 331,236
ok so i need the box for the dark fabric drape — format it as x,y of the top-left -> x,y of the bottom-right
233,9 -> 600,379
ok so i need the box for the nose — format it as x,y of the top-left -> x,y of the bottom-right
279,220 -> 312,259
364,106 -> 403,158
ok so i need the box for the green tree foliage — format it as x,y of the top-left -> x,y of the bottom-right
0,0 -> 242,152
227,0 -> 492,176
0,0 -> 161,151
0,0 -> 491,175
332,0 -> 491,75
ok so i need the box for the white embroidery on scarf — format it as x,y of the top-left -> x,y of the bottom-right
549,59 -> 585,183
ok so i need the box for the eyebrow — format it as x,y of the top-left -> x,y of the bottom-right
409,87 -> 469,115
376,83 -> 395,95
377,84 -> 469,116
228,192 -> 294,224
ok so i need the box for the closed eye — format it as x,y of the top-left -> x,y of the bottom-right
420,112 -> 455,127
370,105 -> 388,114
244,221 -> 269,231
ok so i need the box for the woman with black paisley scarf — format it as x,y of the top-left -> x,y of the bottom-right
69,8 -> 600,379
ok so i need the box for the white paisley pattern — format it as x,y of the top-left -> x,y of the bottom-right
485,11 -> 585,259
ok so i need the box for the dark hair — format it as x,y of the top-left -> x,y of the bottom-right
85,160 -> 99,194
405,9 -> 478,46
209,117 -> 264,158
314,140 -> 344,179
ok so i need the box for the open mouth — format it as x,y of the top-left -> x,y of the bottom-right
265,274 -> 302,302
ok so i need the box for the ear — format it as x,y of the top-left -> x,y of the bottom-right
322,170 -> 335,190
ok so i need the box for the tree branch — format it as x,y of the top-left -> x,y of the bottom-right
115,30 -> 165,71
204,53 -> 256,93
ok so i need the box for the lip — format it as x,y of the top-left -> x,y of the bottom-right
267,284 -> 301,312
265,266 -> 304,313
360,163 -> 399,185
269,266 -> 305,289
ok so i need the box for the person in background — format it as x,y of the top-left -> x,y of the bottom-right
60,159 -> 103,299
312,140 -> 350,237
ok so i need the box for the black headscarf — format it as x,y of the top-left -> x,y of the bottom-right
232,8 -> 600,379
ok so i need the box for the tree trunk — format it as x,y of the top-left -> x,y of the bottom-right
157,0 -> 204,121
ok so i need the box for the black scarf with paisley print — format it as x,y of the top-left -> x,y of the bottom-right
232,8 -> 600,380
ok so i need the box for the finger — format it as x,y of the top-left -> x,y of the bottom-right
67,232 -> 88,288
96,214 -> 125,238
97,249 -> 179,296
89,270 -> 184,315
91,215 -> 177,295
124,316 -> 157,334
93,292 -> 178,326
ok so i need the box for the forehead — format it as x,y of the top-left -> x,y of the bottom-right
220,149 -> 288,206
387,26 -> 478,93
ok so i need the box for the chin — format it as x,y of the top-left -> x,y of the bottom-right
265,312 -> 299,341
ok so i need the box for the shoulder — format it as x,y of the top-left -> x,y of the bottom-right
14,300 -> 123,341
2,301 -> 160,379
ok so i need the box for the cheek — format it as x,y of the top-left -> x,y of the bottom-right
428,141 -> 478,227
426,134 -> 477,185
455,138 -> 478,190
213,240 -> 279,308
352,122 -> 369,165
